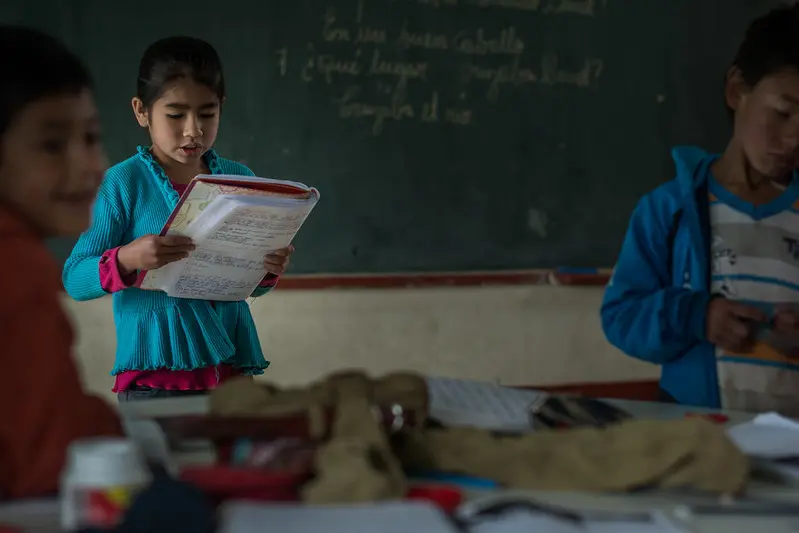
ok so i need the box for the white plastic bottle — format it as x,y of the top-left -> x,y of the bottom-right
60,438 -> 151,531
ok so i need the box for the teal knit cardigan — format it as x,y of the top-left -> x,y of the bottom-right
63,147 -> 270,376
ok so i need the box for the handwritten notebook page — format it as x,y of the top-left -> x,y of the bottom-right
153,194 -> 317,301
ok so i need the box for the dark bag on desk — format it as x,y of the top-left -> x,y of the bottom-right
78,472 -> 216,533
529,394 -> 632,429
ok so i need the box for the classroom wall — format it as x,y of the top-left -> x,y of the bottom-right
63,285 -> 659,402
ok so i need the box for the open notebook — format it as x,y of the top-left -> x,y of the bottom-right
139,174 -> 319,301
425,376 -> 541,432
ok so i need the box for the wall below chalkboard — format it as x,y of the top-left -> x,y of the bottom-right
4,0 -> 781,275
66,282 -> 657,403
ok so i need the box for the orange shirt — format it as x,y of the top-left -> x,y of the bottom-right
0,208 -> 122,499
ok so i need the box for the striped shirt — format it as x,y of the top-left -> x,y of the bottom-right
709,176 -> 799,415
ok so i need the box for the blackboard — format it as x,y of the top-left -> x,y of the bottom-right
1,0 -> 782,273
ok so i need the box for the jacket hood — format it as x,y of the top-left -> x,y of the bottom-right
671,146 -> 713,194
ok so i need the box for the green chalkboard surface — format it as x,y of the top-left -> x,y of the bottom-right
1,0 -> 783,273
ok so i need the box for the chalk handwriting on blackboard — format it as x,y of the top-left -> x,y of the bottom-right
334,81 -> 474,135
335,84 -> 415,136
301,44 -> 363,83
370,49 -> 428,79
395,25 -> 525,55
271,0 -> 606,136
468,55 -> 604,102
391,0 -> 604,16
324,8 -> 389,42
275,48 -> 289,76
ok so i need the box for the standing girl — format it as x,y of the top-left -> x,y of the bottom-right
63,36 -> 292,401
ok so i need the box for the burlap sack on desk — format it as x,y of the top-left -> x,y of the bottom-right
209,371 -> 429,437
210,372 -> 424,503
395,418 -> 749,494
208,373 -> 750,502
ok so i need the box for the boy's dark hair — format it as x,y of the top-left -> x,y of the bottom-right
733,3 -> 799,87
0,26 -> 92,139
136,36 -> 226,108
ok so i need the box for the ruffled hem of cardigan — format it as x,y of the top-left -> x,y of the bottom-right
109,298 -> 269,375
111,362 -> 269,376
135,145 -> 223,205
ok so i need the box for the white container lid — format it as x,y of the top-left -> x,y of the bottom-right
64,437 -> 150,487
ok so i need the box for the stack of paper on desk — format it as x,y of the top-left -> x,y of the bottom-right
140,174 -> 319,301
727,413 -> 799,459
727,413 -> 799,485
219,501 -> 461,533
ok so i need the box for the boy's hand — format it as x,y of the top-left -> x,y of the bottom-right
706,297 -> 766,353
774,307 -> 799,334
118,234 -> 195,274
772,307 -> 799,358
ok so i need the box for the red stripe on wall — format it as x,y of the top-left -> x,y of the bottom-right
278,271 -> 612,290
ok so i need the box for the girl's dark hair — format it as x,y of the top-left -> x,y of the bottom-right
136,36 -> 226,108
733,4 -> 799,87
0,26 -> 92,139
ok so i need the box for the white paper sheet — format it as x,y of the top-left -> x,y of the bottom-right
467,510 -> 686,533
0,499 -> 61,532
121,419 -> 179,475
219,501 -> 461,533
727,412 -> 799,458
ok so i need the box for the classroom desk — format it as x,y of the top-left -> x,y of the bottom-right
116,393 -> 749,422
3,397 -> 795,532
114,394 -> 799,533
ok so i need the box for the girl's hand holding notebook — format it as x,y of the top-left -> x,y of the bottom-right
264,244 -> 294,277
118,234 -> 196,274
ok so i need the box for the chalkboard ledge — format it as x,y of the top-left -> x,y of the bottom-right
55,270 -> 611,294
277,270 -> 611,290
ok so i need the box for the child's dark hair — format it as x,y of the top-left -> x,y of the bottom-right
733,4 -> 799,87
136,36 -> 226,108
0,26 -> 92,139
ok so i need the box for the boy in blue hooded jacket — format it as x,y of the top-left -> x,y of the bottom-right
602,4 -> 799,413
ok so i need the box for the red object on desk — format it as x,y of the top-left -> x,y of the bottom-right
525,380 -> 661,402
406,485 -> 464,513
179,466 -> 308,504
685,413 -> 729,424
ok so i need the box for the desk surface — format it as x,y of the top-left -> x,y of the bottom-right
116,394 -> 752,425
115,393 -> 799,533
115,390 -> 748,421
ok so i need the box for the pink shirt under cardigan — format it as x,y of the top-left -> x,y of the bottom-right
99,181 -> 277,392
